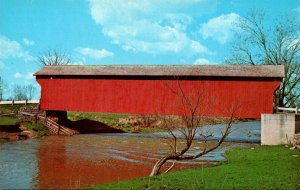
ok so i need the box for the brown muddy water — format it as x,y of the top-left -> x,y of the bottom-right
0,134 -> 253,189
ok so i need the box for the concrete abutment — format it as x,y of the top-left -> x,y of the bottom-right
261,113 -> 300,145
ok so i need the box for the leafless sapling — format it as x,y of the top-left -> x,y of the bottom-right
150,79 -> 236,176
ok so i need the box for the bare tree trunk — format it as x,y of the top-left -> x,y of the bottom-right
150,155 -> 172,176
149,79 -> 234,177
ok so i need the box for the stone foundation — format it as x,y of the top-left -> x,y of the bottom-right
261,113 -> 300,145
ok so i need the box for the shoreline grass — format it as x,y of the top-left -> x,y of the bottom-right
0,104 -> 48,139
23,122 -> 48,138
90,146 -> 300,190
67,111 -> 251,134
67,112 -> 165,133
0,116 -> 19,126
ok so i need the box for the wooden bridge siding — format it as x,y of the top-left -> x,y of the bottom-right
37,78 -> 281,118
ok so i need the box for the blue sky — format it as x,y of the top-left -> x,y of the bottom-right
0,0 -> 299,99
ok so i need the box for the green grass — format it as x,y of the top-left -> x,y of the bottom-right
90,146 -> 300,190
67,112 -> 164,133
0,104 -> 38,114
68,112 -> 129,129
0,116 -> 19,125
23,122 -> 48,138
0,105 -> 21,114
67,112 -> 251,134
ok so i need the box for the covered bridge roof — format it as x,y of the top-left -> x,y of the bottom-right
34,65 -> 285,78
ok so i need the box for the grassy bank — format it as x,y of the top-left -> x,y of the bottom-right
67,112 -> 242,133
67,112 -> 165,133
0,116 -> 20,142
23,122 -> 48,138
91,146 -> 300,190
0,116 -> 19,126
0,105 -> 48,139
0,105 -> 22,115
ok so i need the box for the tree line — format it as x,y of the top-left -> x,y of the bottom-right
0,76 -> 36,101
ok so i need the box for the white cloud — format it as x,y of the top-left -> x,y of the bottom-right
160,14 -> 192,31
23,38 -> 35,46
193,58 -> 218,65
294,6 -> 300,13
13,72 -> 35,80
0,35 -> 34,61
76,47 -> 114,59
88,0 -> 210,55
25,72 -> 34,80
200,13 -> 240,44
14,72 -> 22,78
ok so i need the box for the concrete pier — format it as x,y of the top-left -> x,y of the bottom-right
261,113 -> 300,145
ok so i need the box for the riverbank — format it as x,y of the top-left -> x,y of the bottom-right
0,105 -> 42,142
90,146 -> 300,190
67,111 -> 248,133
1,104 -> 251,137
0,116 -> 48,142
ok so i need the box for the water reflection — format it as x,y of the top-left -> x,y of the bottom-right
37,134 -> 238,189
0,134 -> 252,189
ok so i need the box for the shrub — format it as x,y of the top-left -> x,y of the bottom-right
24,122 -> 48,137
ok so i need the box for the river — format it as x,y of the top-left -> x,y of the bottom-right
0,122 -> 259,189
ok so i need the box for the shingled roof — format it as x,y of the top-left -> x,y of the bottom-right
34,65 -> 285,78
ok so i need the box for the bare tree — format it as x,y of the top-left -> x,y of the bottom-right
25,84 -> 36,100
150,80 -> 235,176
0,76 -> 4,101
13,85 -> 27,100
226,11 -> 300,107
13,84 -> 37,100
38,49 -> 71,66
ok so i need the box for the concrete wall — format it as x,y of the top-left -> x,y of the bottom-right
261,113 -> 300,145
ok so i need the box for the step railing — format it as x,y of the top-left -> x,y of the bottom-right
41,116 -> 76,136
18,108 -> 77,136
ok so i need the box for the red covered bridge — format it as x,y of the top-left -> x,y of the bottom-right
34,65 -> 284,119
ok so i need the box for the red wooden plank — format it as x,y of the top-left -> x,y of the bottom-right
37,78 -> 281,119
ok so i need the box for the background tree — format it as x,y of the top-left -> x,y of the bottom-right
24,84 -> 36,100
150,80 -> 235,176
13,85 -> 27,100
0,76 -> 4,101
226,11 -> 300,107
38,49 -> 71,66
12,84 -> 37,100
